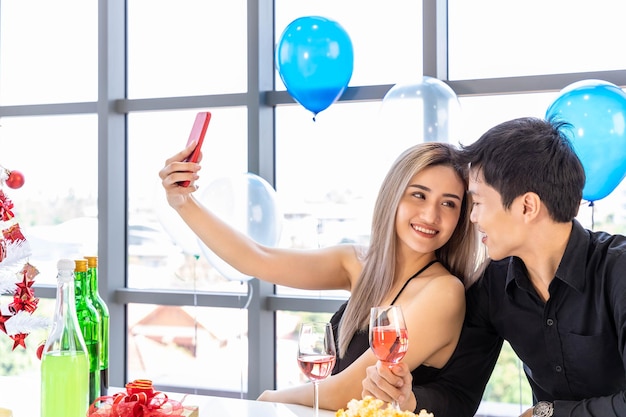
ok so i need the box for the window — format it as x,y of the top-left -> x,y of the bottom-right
1,1 -> 626,416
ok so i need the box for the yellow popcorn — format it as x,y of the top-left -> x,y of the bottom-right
335,396 -> 433,417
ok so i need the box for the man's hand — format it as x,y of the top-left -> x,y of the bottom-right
519,407 -> 533,417
362,361 -> 416,412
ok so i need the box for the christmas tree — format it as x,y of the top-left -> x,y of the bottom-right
0,167 -> 47,351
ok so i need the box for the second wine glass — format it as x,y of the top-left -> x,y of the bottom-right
297,322 -> 337,417
369,305 -> 409,409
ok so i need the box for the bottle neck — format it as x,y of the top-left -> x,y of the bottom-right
58,272 -> 78,323
45,270 -> 86,354
75,271 -> 89,305
88,267 -> 99,297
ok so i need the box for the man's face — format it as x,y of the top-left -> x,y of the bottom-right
468,169 -> 527,260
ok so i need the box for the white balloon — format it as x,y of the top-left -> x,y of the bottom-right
379,76 -> 461,144
196,173 -> 282,282
155,190 -> 202,257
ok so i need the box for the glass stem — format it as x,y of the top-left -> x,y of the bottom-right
313,381 -> 319,417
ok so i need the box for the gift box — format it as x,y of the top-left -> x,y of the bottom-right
88,379 -> 199,417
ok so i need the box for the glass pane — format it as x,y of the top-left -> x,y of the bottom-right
275,311 -> 333,389
478,342 -> 533,416
1,115 -> 98,284
448,0 -> 626,80
274,101 -> 420,297
127,0 -> 248,99
0,0 -> 97,105
127,303 -> 248,394
127,108 -> 248,292
275,0 -> 422,88
456,92 -> 558,145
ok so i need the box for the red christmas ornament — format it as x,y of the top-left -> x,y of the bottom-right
0,190 -> 15,221
5,170 -> 25,189
10,333 -> 27,350
3,223 -> 25,243
36,340 -> 45,360
0,315 -> 8,334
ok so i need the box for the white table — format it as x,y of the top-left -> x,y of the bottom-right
185,395 -> 336,417
0,376 -> 335,417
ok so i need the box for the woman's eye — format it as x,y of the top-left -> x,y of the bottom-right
443,201 -> 457,208
412,192 -> 425,199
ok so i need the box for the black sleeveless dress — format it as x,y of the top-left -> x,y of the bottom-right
329,260 -> 441,384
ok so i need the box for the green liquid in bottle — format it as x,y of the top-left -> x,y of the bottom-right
75,259 -> 101,404
40,351 -> 89,417
85,255 -> 110,395
41,259 -> 90,417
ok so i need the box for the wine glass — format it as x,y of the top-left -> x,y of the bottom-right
297,322 -> 337,417
369,305 -> 409,409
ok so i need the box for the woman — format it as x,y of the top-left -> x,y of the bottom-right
159,141 -> 484,411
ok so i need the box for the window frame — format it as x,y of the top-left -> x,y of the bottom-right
2,0 -> 626,403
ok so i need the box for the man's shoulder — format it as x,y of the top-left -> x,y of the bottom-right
467,258 -> 512,294
483,258 -> 511,278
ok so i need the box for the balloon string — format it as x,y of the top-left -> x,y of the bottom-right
192,255 -> 199,395
238,280 -> 254,399
589,201 -> 595,231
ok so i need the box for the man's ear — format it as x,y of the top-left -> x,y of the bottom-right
521,192 -> 541,219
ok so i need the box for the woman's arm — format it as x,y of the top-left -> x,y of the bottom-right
258,346 -> 379,410
260,274 -> 466,411
159,146 -> 359,291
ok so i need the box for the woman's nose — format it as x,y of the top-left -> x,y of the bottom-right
422,203 -> 440,223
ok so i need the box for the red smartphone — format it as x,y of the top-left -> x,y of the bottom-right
179,111 -> 211,187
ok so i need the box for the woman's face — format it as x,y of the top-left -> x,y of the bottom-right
395,165 -> 465,257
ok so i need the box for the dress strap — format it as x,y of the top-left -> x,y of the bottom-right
390,259 -> 439,305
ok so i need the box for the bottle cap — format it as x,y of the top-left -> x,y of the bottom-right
74,259 -> 88,273
85,256 -> 98,268
57,259 -> 75,272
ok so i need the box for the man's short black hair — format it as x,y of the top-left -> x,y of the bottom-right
460,117 -> 585,222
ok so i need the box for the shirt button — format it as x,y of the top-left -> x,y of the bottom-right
546,319 -> 554,326
555,365 -> 562,372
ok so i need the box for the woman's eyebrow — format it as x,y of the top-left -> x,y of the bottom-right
408,184 -> 462,201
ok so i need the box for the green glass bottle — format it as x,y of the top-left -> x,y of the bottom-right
74,258 -> 101,405
85,255 -> 110,395
41,259 -> 90,417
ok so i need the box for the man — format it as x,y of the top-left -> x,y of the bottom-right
362,117 -> 626,417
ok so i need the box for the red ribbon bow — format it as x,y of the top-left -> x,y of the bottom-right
88,379 -> 189,417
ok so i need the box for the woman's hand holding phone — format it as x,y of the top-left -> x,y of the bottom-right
178,111 -> 211,187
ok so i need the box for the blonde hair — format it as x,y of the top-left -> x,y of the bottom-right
337,142 -> 485,357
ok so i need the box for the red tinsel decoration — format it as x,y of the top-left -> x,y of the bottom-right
0,190 -> 14,221
12,271 -> 39,313
88,379 -> 194,417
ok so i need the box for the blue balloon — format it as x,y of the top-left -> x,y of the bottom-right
276,16 -> 354,117
546,79 -> 626,202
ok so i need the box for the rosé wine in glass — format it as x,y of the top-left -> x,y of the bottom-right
298,354 -> 336,381
370,327 -> 409,364
369,305 -> 408,409
298,322 -> 336,417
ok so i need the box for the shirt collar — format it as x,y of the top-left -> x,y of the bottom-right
504,220 -> 587,294
555,219 -> 587,293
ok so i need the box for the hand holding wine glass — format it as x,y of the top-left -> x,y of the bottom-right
369,305 -> 409,409
298,322 -> 337,417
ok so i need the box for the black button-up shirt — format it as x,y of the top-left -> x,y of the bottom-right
414,220 -> 626,417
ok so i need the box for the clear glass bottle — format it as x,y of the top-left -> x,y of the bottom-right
74,258 -> 101,405
85,255 -> 110,395
40,259 -> 90,417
